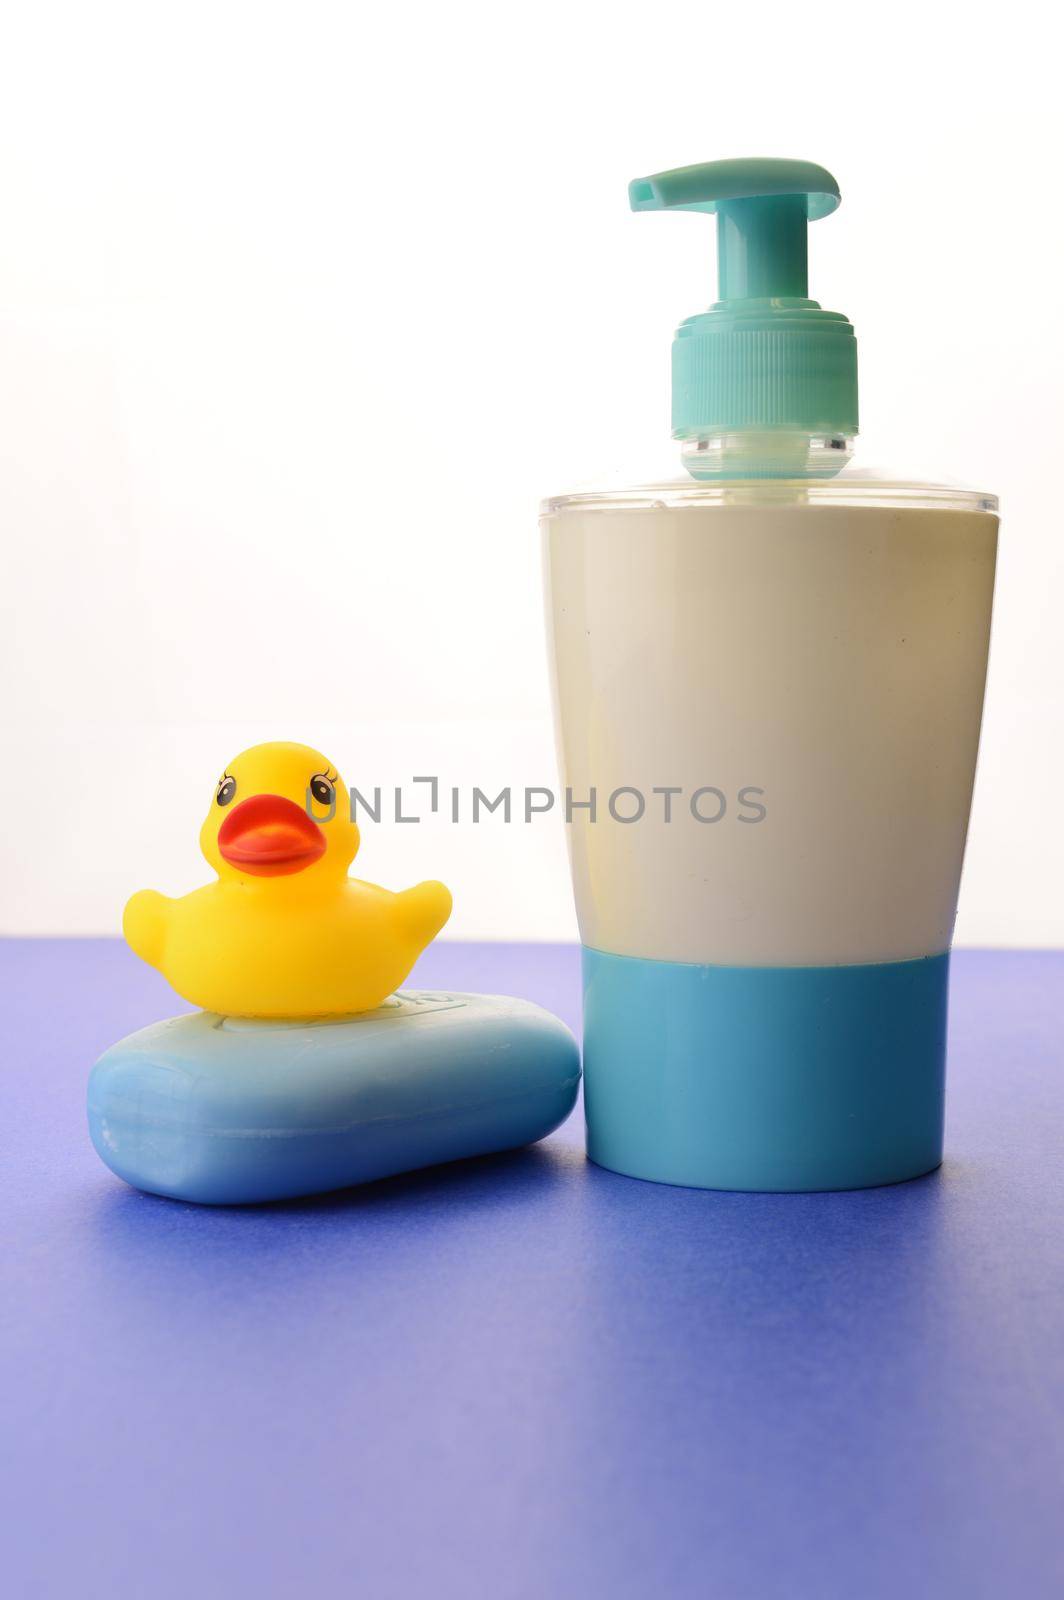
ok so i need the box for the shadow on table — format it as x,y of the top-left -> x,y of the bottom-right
87,1135 -> 583,1235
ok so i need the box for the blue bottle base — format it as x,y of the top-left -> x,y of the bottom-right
582,948 -> 951,1192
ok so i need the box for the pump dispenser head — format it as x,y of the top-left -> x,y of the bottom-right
630,158 -> 858,470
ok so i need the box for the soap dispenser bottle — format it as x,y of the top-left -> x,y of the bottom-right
542,159 -> 998,1192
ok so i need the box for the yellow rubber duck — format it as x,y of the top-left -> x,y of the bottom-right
123,741 -> 452,1018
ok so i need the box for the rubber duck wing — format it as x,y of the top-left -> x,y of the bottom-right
396,880 -> 453,948
123,889 -> 172,972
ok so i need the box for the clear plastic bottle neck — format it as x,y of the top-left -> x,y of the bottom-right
681,430 -> 855,481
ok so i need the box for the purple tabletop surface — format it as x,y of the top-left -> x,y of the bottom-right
1,939 -> 1062,1599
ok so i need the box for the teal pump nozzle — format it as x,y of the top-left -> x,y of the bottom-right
630,159 -> 858,455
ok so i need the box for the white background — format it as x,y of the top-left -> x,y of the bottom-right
1,1 -> 1060,942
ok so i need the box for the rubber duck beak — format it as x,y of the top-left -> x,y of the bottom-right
217,794 -> 327,877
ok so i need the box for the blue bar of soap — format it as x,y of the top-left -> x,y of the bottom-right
88,991 -> 580,1205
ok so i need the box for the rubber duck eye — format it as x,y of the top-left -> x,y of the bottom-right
310,774 -> 336,807
216,775 -> 237,807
